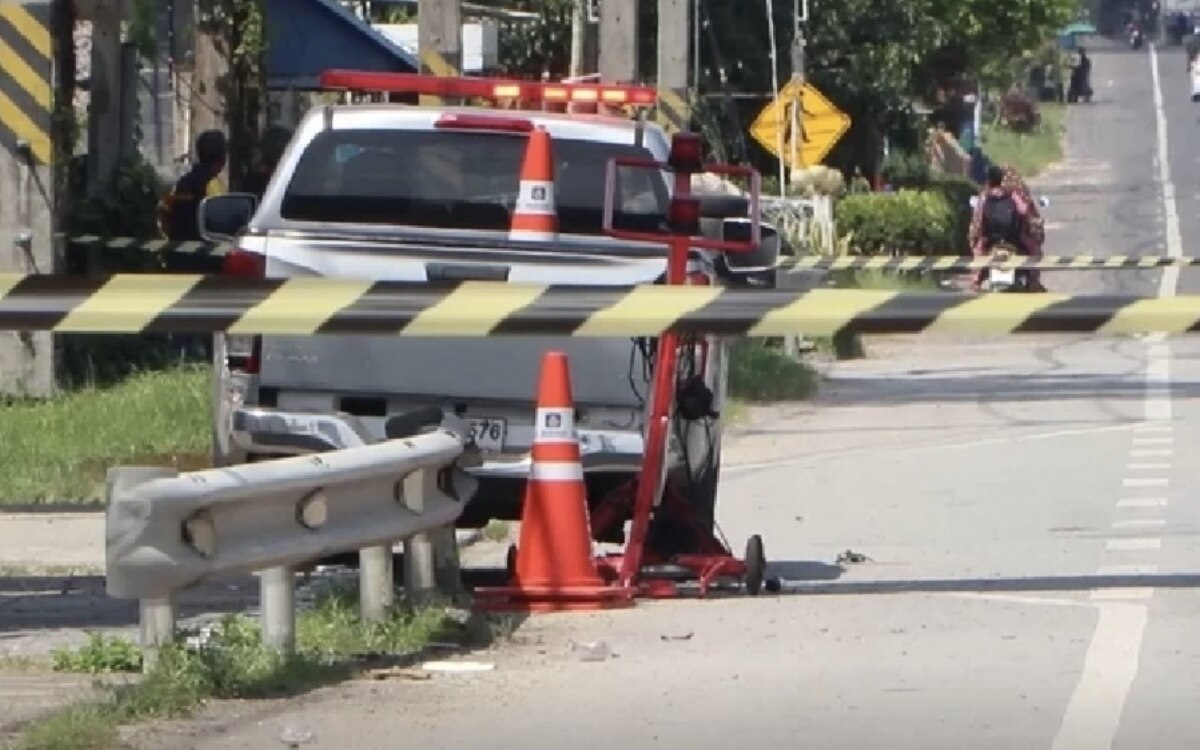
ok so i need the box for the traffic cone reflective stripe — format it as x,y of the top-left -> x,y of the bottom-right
509,128 -> 559,241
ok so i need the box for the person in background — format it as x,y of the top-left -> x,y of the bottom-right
242,125 -> 293,199
156,129 -> 228,242
968,165 -> 1046,292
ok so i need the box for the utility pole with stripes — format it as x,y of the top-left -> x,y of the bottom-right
655,0 -> 690,134
417,0 -> 462,105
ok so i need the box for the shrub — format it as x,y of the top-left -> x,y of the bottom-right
834,189 -> 956,255
880,150 -> 932,189
926,175 -> 979,254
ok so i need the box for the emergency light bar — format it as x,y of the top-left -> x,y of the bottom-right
318,70 -> 659,107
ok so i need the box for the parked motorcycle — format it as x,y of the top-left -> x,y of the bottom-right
966,195 -> 1051,293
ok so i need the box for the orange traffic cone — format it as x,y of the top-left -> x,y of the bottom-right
508,128 -> 558,242
474,351 -> 635,613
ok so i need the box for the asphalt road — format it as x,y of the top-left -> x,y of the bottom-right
101,41 -> 1200,749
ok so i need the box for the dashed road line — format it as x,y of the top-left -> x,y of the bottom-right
1115,497 -> 1169,509
1106,538 -> 1163,552
1111,518 -> 1167,529
1127,462 -> 1172,470
1122,477 -> 1169,488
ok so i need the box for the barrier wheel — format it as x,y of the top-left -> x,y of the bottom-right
506,543 -> 518,578
744,534 -> 766,595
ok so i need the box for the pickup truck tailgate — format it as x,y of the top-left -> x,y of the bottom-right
256,234 -> 666,408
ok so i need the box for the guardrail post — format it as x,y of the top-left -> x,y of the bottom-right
260,566 -> 296,652
431,524 -> 464,596
138,597 -> 176,671
402,469 -> 437,602
359,544 -> 395,623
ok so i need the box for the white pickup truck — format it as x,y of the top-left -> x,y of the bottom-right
198,75 -> 779,555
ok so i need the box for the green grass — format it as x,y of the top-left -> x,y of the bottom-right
12,588 -> 477,750
727,339 -> 820,402
981,102 -> 1066,179
0,365 -> 211,504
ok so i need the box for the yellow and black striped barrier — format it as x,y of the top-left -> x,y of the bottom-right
4,274 -> 1200,336
68,237 -> 1200,274
776,255 -> 1200,272
69,235 -> 230,257
0,0 -> 52,165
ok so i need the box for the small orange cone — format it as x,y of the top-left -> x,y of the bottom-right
508,128 -> 559,242
474,352 -> 635,613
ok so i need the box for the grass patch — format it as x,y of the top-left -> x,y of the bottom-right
16,587 -> 477,750
981,103 -> 1066,178
0,364 -> 211,504
728,339 -> 819,402
480,520 -> 511,543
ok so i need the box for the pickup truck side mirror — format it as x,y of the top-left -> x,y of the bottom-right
199,193 -> 258,243
716,219 -> 781,287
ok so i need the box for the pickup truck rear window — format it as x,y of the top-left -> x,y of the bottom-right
280,129 -> 670,235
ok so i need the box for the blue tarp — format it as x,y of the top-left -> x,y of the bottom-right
265,0 -> 418,89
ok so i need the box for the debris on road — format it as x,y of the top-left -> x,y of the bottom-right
363,666 -> 432,681
420,660 -> 496,673
836,549 -> 872,564
570,640 -> 612,662
660,632 -> 695,641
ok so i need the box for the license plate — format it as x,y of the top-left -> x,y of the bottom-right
990,269 -> 1015,285
469,418 -> 507,451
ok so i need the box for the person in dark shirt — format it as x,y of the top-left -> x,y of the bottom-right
157,129 -> 228,242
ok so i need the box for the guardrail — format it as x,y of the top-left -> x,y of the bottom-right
106,417 -> 479,661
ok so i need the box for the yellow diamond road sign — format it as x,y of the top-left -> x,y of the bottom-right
750,79 -> 851,170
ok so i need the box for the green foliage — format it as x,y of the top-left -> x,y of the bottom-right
922,174 -> 980,253
881,150 -> 933,189
835,189 -> 956,255
65,157 -> 166,243
497,0 -> 573,79
127,0 -> 159,60
728,339 -> 819,402
51,634 -> 143,674
198,0 -> 268,190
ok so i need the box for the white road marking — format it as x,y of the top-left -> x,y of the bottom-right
941,592 -> 1093,609
1112,518 -> 1166,529
1090,588 -> 1154,602
1115,498 -> 1168,509
1050,603 -> 1149,750
1106,538 -> 1162,552
1132,436 -> 1174,445
1130,449 -> 1172,457
1122,477 -> 1169,488
1097,563 -> 1160,576
1132,422 -> 1173,432
1053,43 -> 1175,750
1126,463 -> 1172,470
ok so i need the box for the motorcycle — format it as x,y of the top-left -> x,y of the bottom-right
967,195 -> 1051,293
1129,25 -> 1144,50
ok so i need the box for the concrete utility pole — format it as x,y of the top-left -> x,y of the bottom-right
657,0 -> 690,130
87,0 -> 126,196
0,0 -> 58,395
417,0 -> 462,105
598,0 -> 638,83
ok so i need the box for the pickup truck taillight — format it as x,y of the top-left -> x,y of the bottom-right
221,248 -> 264,374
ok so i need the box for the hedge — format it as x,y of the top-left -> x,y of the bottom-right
834,176 -> 978,256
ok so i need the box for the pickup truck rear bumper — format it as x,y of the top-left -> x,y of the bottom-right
229,406 -> 645,478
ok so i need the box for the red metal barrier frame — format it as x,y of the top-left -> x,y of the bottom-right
601,157 -> 763,253
599,154 -> 764,596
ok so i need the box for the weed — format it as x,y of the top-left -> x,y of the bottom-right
981,102 -> 1066,178
481,520 -> 510,543
0,365 -> 211,504
727,340 -> 819,402
51,634 -> 142,674
17,597 -> 472,750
